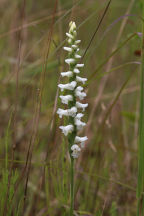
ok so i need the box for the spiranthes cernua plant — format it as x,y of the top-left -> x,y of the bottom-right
57,21 -> 88,215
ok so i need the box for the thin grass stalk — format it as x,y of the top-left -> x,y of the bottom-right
87,33 -> 137,85
5,112 -> 13,170
137,2 -> 144,215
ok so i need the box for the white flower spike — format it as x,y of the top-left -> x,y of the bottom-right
57,21 -> 88,159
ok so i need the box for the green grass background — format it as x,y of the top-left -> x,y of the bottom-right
0,0 -> 142,215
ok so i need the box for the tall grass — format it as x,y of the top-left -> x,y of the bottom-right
137,2 -> 144,215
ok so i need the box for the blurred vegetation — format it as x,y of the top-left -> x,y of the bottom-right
0,0 -> 142,215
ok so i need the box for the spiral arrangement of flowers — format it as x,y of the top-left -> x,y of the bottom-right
57,21 -> 88,159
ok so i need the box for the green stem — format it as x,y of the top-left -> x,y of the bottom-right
67,27 -> 78,215
68,49 -> 76,216
70,157 -> 74,216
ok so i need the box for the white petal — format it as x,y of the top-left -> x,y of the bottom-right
59,125 -> 74,136
61,71 -> 73,77
57,108 -> 68,118
72,45 -> 78,49
60,95 -> 73,104
76,102 -> 88,111
71,144 -> 80,151
63,47 -> 72,52
66,32 -> 74,39
71,144 -> 81,158
68,38 -> 72,44
75,40 -> 81,44
75,113 -> 84,120
76,86 -> 83,91
76,64 -> 84,68
75,136 -> 88,148
58,81 -> 77,91
57,107 -> 77,118
65,58 -> 75,64
75,119 -> 86,130
67,106 -> 77,117
75,54 -> 81,59
75,136 -> 88,143
75,91 -> 86,100
75,86 -> 86,100
73,68 -> 80,74
76,76 -> 87,84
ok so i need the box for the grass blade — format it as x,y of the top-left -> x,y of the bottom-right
87,33 -> 136,85
137,2 -> 144,215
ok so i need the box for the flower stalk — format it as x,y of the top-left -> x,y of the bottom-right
57,21 -> 88,215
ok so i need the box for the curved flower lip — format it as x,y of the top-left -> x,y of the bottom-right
75,113 -> 84,120
73,68 -> 80,74
65,58 -> 76,64
75,91 -> 86,100
63,47 -> 73,52
59,125 -> 74,136
57,107 -> 77,118
67,106 -> 77,117
61,71 -> 73,77
75,40 -> 81,44
76,63 -> 84,68
58,81 -> 77,91
75,86 -> 86,100
60,95 -> 73,104
57,108 -> 68,118
75,136 -> 88,148
75,118 -> 86,130
75,136 -> 88,143
76,76 -> 87,84
76,86 -> 83,91
72,45 -> 78,49
76,102 -> 88,111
